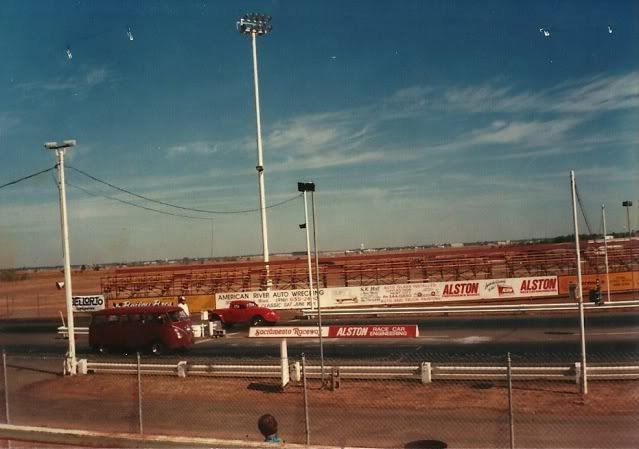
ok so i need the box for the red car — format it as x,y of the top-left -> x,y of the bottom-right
208,300 -> 279,327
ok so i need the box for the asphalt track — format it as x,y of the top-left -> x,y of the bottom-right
1,311 -> 638,363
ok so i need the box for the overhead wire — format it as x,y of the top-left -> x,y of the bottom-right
67,181 -> 215,220
67,165 -> 302,214
0,166 -> 56,191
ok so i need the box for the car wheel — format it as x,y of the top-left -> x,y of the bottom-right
251,316 -> 264,327
209,315 -> 224,328
150,341 -> 165,356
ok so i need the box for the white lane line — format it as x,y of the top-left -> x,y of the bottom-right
456,336 -> 492,344
589,330 -> 639,336
225,332 -> 240,337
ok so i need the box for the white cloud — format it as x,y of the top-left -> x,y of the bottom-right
167,141 -> 219,156
15,66 -> 113,92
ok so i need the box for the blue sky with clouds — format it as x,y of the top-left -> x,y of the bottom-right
0,0 -> 637,268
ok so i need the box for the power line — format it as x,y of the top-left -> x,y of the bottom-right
67,165 -> 301,214
575,183 -> 594,235
67,181 -> 215,220
0,166 -> 56,191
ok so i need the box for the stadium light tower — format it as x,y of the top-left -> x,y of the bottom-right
44,139 -> 77,375
237,13 -> 273,290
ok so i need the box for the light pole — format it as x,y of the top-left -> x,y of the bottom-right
45,139 -> 77,375
622,201 -> 634,300
238,13 -> 273,290
602,204 -> 611,304
210,219 -> 214,260
570,171 -> 588,394
298,181 -> 325,386
298,183 -> 315,310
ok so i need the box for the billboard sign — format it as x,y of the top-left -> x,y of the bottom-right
72,295 -> 105,312
217,276 -> 559,310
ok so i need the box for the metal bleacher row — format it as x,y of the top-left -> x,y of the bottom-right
100,240 -> 638,300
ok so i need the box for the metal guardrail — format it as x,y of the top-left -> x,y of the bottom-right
301,300 -> 639,318
82,360 -> 639,383
57,326 -> 88,338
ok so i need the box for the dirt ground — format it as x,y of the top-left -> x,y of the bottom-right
5,369 -> 638,448
0,268 -> 107,319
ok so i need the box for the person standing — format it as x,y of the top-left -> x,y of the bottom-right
177,296 -> 190,316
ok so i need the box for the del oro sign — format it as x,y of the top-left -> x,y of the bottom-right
72,295 -> 105,312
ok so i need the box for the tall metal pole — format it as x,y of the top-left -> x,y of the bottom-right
570,171 -> 587,395
301,192 -> 315,310
250,31 -> 271,291
602,205 -> 611,304
623,201 -> 635,300
310,190 -> 325,386
3,350 -> 9,424
507,352 -> 515,449
210,219 -> 214,259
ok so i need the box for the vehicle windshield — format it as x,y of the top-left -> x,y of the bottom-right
168,310 -> 189,322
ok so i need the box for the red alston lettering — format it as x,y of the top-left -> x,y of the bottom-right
442,282 -> 479,296
520,278 -> 557,292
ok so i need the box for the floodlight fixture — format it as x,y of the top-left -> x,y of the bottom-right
237,13 -> 272,35
297,182 -> 315,192
622,201 -> 633,207
44,140 -> 76,150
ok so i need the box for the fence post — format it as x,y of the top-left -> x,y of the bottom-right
574,362 -> 581,385
421,362 -> 432,384
3,350 -> 9,424
137,352 -> 143,434
330,366 -> 340,391
507,353 -> 515,449
292,361 -> 301,382
302,354 -> 310,445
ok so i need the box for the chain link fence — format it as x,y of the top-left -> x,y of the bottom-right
0,351 -> 637,448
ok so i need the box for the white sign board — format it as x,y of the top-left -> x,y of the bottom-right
72,295 -> 105,312
249,326 -> 329,338
217,276 -> 558,310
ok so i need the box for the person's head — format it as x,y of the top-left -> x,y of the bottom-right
178,296 -> 185,304
257,414 -> 278,437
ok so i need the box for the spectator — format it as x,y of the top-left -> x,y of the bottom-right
257,414 -> 282,443
177,296 -> 190,316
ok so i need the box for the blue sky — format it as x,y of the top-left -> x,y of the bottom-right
0,0 -> 637,268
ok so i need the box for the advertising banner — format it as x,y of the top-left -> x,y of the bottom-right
109,298 -> 174,308
217,275 -> 559,310
107,295 -> 213,312
249,326 -> 328,338
72,295 -> 105,312
249,325 -> 419,338
328,325 -> 419,338
558,272 -> 639,294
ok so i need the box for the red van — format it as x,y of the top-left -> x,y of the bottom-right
89,305 -> 194,355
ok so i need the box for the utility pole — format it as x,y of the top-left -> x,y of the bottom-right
570,171 -> 588,394
45,140 -> 77,375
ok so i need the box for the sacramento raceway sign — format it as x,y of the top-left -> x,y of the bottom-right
216,276 -> 559,310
